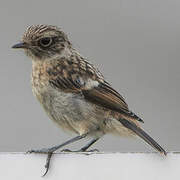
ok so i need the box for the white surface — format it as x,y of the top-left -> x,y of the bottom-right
0,152 -> 179,180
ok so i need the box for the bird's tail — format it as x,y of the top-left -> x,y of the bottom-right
119,118 -> 167,155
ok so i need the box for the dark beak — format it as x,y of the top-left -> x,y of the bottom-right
12,42 -> 27,49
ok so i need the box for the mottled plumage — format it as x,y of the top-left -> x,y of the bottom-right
12,24 -> 166,176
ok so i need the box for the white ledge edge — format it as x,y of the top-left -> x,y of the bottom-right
0,152 -> 179,180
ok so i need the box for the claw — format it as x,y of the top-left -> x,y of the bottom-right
61,148 -> 99,153
61,149 -> 73,152
26,150 -> 32,154
42,152 -> 53,177
26,148 -> 51,154
26,149 -> 38,154
81,148 -> 99,152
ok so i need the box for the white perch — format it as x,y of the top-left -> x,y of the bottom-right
0,152 -> 179,180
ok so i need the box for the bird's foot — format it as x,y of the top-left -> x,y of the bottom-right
61,148 -> 99,152
27,148 -> 53,154
82,148 -> 99,152
27,147 -> 55,177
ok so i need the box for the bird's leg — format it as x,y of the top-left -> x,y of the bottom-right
61,138 -> 99,152
80,138 -> 99,152
27,134 -> 87,154
27,134 -> 87,176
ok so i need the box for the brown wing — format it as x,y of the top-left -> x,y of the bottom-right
82,81 -> 128,112
48,57 -> 143,123
82,82 -> 143,122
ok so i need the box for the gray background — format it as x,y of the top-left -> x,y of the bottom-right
0,0 -> 179,152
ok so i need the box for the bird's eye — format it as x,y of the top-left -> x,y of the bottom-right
39,37 -> 52,47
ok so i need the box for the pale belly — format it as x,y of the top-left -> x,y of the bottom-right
33,85 -> 106,136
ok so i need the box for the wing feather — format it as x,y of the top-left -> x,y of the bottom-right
48,57 -> 143,122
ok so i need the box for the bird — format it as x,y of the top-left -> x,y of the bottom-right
12,24 -> 166,176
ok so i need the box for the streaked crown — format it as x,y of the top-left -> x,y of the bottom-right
13,24 -> 72,60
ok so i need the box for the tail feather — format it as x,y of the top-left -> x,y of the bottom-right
119,118 -> 167,155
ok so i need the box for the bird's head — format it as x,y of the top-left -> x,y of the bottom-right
12,24 -> 72,60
